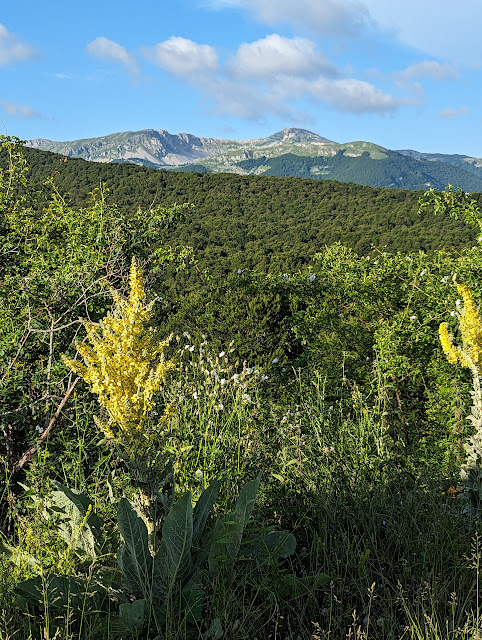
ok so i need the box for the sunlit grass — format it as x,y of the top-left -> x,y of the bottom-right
3,358 -> 482,639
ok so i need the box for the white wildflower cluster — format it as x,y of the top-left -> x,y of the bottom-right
166,334 -> 261,414
280,405 -> 302,431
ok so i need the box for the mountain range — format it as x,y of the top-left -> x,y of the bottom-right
26,127 -> 482,192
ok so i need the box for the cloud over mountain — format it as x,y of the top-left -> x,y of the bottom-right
86,37 -> 138,75
143,36 -> 219,77
0,24 -> 40,66
228,34 -> 339,79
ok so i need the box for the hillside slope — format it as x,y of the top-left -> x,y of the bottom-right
230,151 -> 482,191
26,127 -> 482,191
19,147 -> 477,280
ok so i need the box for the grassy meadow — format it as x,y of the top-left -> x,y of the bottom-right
2,136 -> 482,639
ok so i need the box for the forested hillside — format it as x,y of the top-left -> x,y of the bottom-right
233,150 -> 482,191
20,147 -> 477,276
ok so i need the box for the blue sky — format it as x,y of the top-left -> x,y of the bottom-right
2,0 -> 482,155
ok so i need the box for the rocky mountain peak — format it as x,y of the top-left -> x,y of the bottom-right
265,128 -> 335,145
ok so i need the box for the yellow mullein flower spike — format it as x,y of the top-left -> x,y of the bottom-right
439,323 -> 460,365
456,283 -> 482,366
439,282 -> 482,370
63,257 -> 175,456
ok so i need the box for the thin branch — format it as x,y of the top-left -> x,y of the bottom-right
44,306 -> 55,429
339,304 -> 373,333
0,393 -> 63,417
28,318 -> 83,334
11,376 -> 80,476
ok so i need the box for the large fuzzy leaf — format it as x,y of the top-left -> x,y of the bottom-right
274,572 -> 331,600
234,472 -> 262,521
202,618 -> 223,640
49,480 -> 104,560
95,599 -> 147,636
15,574 -> 108,612
155,491 -> 193,595
0,539 -> 40,570
193,476 -> 223,547
117,498 -> 157,599
208,472 -> 262,572
240,528 -> 296,564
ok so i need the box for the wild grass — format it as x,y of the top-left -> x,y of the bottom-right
1,341 -> 482,640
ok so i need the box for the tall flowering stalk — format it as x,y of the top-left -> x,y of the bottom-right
64,258 -> 175,537
439,281 -> 482,516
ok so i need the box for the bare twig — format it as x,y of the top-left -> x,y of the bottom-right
0,394 -> 62,417
11,376 -> 80,476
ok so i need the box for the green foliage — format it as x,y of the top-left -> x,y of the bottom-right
47,480 -> 105,560
8,474 -> 295,637
236,150 -> 482,191
418,184 -> 482,229
5,140 -> 482,638
20,144 -> 476,268
0,138 -> 194,477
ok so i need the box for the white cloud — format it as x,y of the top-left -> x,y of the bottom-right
201,76 -> 301,120
438,106 -> 470,119
142,33 -> 400,120
143,36 -> 219,77
310,77 -> 397,113
208,0 -> 482,66
0,99 -> 41,118
0,24 -> 40,66
394,61 -> 459,83
204,0 -> 373,37
86,37 -> 138,74
189,72 -> 397,120
228,34 -> 338,79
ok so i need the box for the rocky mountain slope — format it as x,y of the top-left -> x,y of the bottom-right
26,127 -> 482,191
25,128 -> 385,168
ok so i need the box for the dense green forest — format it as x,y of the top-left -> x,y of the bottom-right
233,150 -> 482,191
5,138 -> 482,639
19,146 -> 479,271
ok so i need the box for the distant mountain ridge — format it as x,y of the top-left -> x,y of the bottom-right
26,127 -> 482,192
25,127 -> 385,167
